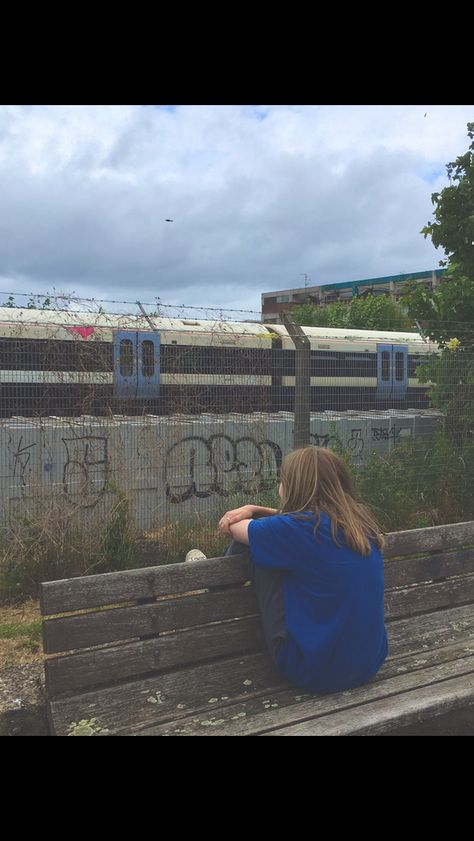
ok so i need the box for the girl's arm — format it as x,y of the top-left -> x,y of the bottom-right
218,504 -> 278,535
228,518 -> 252,545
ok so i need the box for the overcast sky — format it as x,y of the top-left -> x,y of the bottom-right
0,104 -> 472,320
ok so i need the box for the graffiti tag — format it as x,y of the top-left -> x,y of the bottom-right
165,434 -> 282,503
62,435 -> 109,508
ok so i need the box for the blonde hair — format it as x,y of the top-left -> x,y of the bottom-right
279,446 -> 384,555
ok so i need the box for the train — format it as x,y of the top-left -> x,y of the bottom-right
0,306 -> 438,417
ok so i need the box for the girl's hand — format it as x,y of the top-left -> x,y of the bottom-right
218,505 -> 255,534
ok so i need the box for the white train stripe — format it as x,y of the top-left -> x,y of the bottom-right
0,370 -> 271,386
0,370 -> 113,384
160,374 -> 272,386
0,371 -> 427,388
282,376 -> 378,387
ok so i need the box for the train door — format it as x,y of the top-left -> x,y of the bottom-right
376,344 -> 407,398
114,331 -> 160,398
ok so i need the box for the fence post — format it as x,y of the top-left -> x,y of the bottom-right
280,312 -> 311,449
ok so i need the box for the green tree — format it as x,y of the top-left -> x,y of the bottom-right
404,122 -> 474,442
292,294 -> 411,331
405,122 -> 474,347
421,122 -> 474,282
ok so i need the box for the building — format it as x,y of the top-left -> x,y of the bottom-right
261,269 -> 447,322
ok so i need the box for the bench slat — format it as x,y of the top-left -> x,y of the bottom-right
40,522 -> 474,616
40,555 -> 249,615
43,587 -> 258,654
139,652 -> 474,736
40,519 -> 474,735
48,628 -> 474,737
384,548 -> 474,589
383,521 -> 474,558
45,616 -> 264,698
42,564 -> 474,656
385,573 -> 474,620
263,669 -> 474,736
48,651 -> 283,736
387,602 -> 474,656
44,589 -> 474,700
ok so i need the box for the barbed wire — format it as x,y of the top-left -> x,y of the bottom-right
2,291 -> 474,329
0,290 -> 261,316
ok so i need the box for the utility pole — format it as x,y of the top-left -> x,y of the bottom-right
136,301 -> 159,332
299,273 -> 310,288
280,311 -> 311,449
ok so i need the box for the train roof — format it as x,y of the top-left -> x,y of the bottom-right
0,305 -> 431,345
267,324 -> 430,345
0,306 -> 270,336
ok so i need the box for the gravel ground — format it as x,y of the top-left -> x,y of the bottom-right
0,662 -> 49,736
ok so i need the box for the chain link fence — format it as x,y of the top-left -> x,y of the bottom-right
0,295 -> 471,598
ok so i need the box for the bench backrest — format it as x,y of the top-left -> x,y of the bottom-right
41,520 -> 474,702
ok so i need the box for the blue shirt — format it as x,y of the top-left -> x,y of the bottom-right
248,512 -> 388,693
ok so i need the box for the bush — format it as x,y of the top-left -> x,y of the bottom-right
0,487 -> 138,603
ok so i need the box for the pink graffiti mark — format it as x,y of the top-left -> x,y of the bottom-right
66,326 -> 95,340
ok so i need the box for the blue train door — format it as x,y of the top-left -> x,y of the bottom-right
114,331 -> 160,398
376,344 -> 407,398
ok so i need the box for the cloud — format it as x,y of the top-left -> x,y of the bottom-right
0,104 -> 472,318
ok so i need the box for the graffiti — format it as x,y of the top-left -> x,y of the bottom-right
165,434 -> 282,503
372,426 -> 400,442
62,435 -> 109,508
65,326 -> 95,340
371,425 -> 413,443
8,436 -> 37,490
310,429 -> 364,457
0,412 -> 434,530
347,429 -> 364,457
309,432 -> 341,449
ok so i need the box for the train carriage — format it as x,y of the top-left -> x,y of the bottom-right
0,306 -> 437,417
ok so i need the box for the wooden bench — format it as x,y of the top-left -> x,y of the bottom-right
40,520 -> 474,736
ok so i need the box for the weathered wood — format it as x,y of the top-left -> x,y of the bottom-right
387,602 -> 474,656
263,671 -> 474,736
41,518 -> 474,735
41,522 -> 474,616
47,604 -> 474,736
42,552 -> 474,659
138,653 -> 474,737
45,616 -> 264,698
48,651 -> 283,736
40,554 -> 249,615
43,587 -> 258,654
385,572 -> 474,620
383,520 -> 474,559
384,548 -> 474,589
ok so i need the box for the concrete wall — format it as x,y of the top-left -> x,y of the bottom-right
0,410 -> 444,532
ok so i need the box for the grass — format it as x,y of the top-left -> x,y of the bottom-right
0,599 -> 43,669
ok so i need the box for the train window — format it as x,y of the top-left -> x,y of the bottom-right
344,352 -> 377,377
381,351 -> 390,381
119,339 -> 134,377
395,351 -> 404,381
311,351 -> 341,377
141,340 -> 155,378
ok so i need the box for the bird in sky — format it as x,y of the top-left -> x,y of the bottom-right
165,219 -> 174,222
